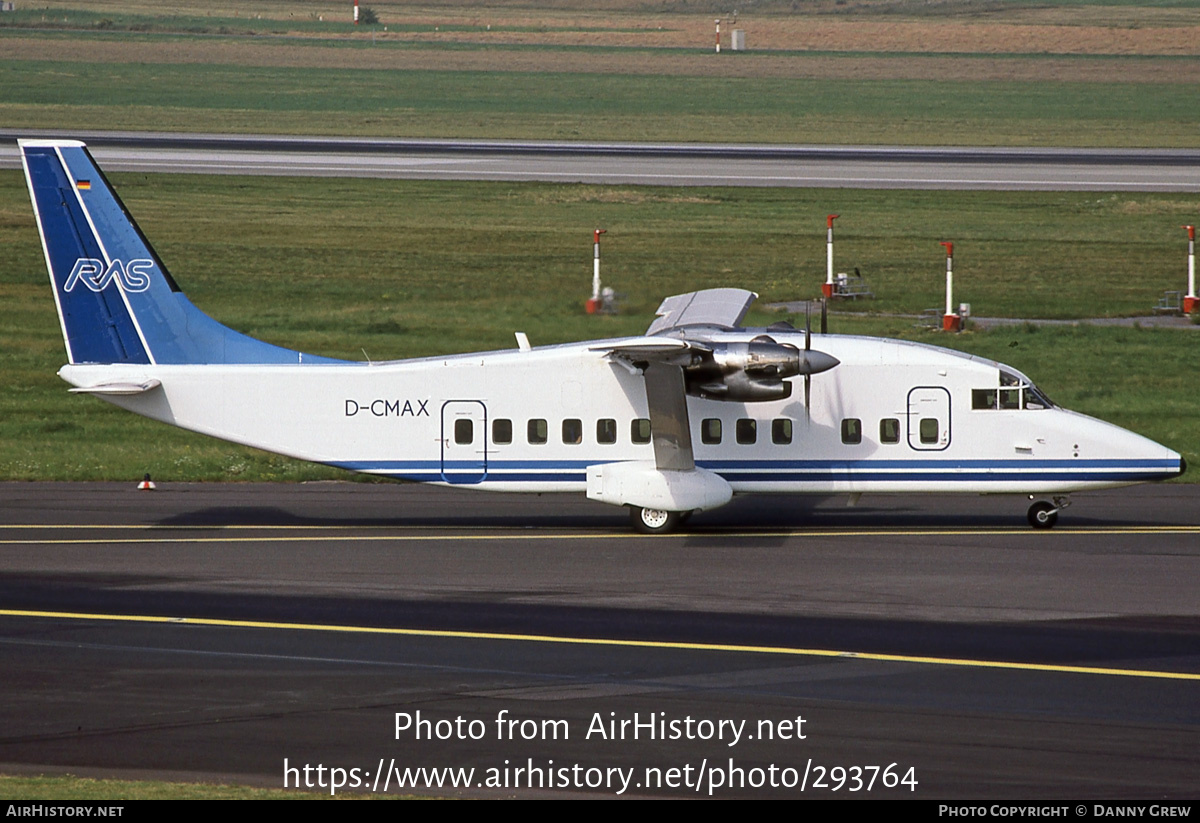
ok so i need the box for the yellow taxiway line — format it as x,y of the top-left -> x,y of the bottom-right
2,607 -> 1197,682
0,525 -> 1197,546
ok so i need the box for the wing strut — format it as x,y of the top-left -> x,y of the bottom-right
643,362 -> 694,472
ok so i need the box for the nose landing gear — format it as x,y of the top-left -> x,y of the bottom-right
1027,496 -> 1071,529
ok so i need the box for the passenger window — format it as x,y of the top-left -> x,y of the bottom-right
562,418 -> 582,445
454,418 -> 473,445
492,418 -> 512,445
972,389 -> 997,410
596,418 -> 617,444
631,418 -> 651,444
920,418 -> 939,444
527,419 -> 547,445
841,418 -> 862,445
736,419 -> 757,445
772,418 -> 792,445
879,418 -> 900,444
701,418 -> 722,445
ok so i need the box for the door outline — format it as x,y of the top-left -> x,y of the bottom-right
440,400 -> 488,483
907,386 -> 951,451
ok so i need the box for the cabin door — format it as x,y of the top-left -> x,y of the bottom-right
440,400 -> 488,483
906,387 -> 951,451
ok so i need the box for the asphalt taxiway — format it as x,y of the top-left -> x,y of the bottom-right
1,482 -> 1197,797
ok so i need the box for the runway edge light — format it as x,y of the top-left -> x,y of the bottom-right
822,214 -> 839,299
586,228 -> 607,314
1183,224 -> 1197,316
941,241 -> 962,332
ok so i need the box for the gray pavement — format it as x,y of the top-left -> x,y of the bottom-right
4,131 -> 1200,191
0,482 -> 1197,797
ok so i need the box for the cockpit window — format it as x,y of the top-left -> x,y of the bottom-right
972,389 -> 997,410
1025,384 -> 1054,410
974,376 -> 1055,411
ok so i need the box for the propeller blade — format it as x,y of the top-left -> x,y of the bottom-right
805,301 -> 812,351
804,373 -> 811,418
821,298 -> 828,335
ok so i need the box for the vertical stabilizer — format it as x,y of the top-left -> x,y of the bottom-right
20,140 -> 347,366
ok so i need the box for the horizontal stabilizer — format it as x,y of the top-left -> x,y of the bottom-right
68,379 -> 162,396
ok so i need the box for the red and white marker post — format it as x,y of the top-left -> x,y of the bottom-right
586,228 -> 606,314
354,0 -> 359,24
941,241 -> 961,332
1184,224 -> 1197,315
715,19 -> 721,53
821,214 -> 839,299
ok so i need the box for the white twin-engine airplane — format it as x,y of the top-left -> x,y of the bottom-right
21,139 -> 1185,533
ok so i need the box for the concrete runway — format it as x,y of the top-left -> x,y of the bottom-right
1,482 -> 1197,797
3,131 -> 1200,191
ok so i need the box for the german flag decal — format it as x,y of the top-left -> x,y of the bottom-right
76,180 -> 91,190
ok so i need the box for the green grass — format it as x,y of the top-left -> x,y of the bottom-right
0,7 -> 644,34
2,48 -> 1199,146
3,0 -> 1199,147
3,58 -> 1189,124
1,171 -> 1196,481
0,774 -> 397,799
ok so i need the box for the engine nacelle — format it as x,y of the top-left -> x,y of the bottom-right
694,371 -> 794,402
685,336 -> 835,402
713,338 -> 797,374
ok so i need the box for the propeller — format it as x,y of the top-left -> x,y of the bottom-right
801,299 -> 837,418
805,302 -> 812,416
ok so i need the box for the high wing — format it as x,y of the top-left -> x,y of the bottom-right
645,287 -> 757,335
588,289 -> 840,531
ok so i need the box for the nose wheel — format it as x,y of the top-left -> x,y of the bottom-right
1027,496 -> 1071,529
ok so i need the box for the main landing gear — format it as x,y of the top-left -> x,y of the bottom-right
630,507 -> 690,534
1027,496 -> 1071,529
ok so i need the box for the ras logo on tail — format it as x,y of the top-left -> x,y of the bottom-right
64,258 -> 153,293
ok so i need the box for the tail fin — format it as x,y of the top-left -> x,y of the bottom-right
20,139 -> 346,366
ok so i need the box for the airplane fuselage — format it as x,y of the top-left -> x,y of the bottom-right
61,329 -> 1179,497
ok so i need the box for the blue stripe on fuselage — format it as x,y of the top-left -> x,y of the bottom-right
329,456 -> 1181,484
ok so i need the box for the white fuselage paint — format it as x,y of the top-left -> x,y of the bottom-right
60,330 -> 1181,498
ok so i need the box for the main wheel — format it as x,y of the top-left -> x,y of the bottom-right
1027,501 -> 1058,529
631,507 -> 682,534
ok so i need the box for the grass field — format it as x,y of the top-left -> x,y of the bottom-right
2,1 -> 1199,145
1,171 -> 1195,482
0,774 -> 391,799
